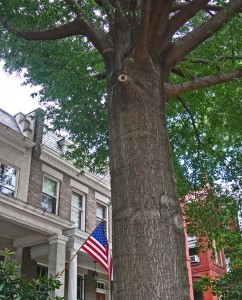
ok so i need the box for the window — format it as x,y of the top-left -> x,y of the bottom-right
188,236 -> 200,263
212,241 -> 223,266
77,274 -> 84,300
194,290 -> 204,300
71,192 -> 85,230
96,203 -> 108,232
0,163 -> 17,197
0,252 -> 5,262
37,264 -> 48,278
97,281 -> 105,290
41,175 -> 59,214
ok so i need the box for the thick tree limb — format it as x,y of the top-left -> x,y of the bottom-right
169,0 -> 210,36
167,0 -> 242,67
148,0 -> 172,53
129,0 -> 138,14
3,18 -> 83,40
166,68 -> 242,99
3,17 -> 113,58
171,2 -> 223,13
139,0 -> 151,49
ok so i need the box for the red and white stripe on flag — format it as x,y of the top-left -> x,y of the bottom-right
81,222 -> 113,280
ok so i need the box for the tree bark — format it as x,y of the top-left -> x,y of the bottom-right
108,58 -> 190,299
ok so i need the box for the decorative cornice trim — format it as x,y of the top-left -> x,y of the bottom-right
0,123 -> 36,150
0,193 -> 73,230
40,146 -> 111,197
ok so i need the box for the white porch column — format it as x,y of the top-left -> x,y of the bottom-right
48,234 -> 69,299
68,249 -> 77,300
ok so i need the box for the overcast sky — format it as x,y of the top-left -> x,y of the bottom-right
0,62 -> 40,115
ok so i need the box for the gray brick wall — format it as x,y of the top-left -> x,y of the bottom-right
85,270 -> 96,300
21,247 -> 37,282
27,158 -> 43,208
58,174 -> 72,221
0,236 -> 13,252
86,187 -> 97,233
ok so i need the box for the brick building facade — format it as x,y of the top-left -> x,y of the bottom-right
0,108 -> 111,300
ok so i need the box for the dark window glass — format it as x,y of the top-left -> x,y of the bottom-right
77,275 -> 84,300
37,265 -> 48,278
189,247 -> 198,256
194,290 -> 204,300
41,176 -> 58,213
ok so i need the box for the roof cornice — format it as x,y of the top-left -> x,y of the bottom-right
40,145 -> 111,197
0,123 -> 36,151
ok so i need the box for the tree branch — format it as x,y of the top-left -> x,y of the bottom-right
171,2 -> 223,13
167,0 -> 242,67
169,0 -> 210,36
139,0 -> 151,49
183,56 -> 242,64
176,95 -> 237,184
3,18 -> 83,40
177,95 -> 201,187
3,17 -> 113,58
148,0 -> 172,54
166,68 -> 242,99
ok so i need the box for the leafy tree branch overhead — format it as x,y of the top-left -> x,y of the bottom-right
0,1 -> 241,300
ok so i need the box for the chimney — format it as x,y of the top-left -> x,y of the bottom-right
15,112 -> 34,139
58,137 -> 71,153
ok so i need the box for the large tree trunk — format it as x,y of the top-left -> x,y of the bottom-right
108,59 -> 190,300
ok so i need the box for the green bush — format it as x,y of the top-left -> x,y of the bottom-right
0,250 -> 63,300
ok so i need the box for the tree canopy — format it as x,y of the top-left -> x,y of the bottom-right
0,1 -> 241,194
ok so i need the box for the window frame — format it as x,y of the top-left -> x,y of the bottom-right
37,263 -> 48,279
71,191 -> 86,231
0,161 -> 18,198
0,251 -> 6,262
96,201 -> 108,237
188,236 -> 200,263
41,173 -> 60,214
77,273 -> 85,300
212,240 -> 224,267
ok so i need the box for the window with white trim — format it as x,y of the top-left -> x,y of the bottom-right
188,236 -> 200,263
71,192 -> 85,230
37,264 -> 48,278
41,175 -> 59,214
0,162 -> 17,197
77,274 -> 84,300
96,202 -> 108,233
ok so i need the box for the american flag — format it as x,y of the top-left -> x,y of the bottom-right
82,222 -> 113,280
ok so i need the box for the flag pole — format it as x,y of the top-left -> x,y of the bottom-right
59,221 -> 103,275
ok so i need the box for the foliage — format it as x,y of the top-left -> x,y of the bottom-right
182,186 -> 242,299
0,250 -> 63,300
193,269 -> 242,300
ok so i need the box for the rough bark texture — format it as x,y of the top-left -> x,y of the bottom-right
108,57 -> 190,299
